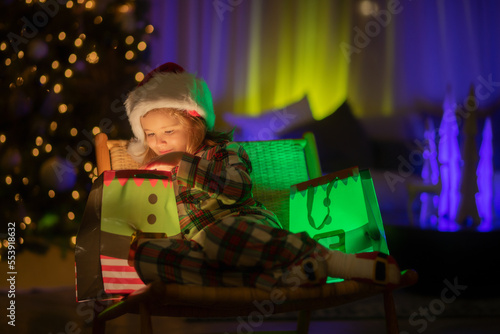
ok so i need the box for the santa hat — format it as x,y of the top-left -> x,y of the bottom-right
125,62 -> 215,162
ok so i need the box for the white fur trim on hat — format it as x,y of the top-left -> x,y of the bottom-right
124,63 -> 215,162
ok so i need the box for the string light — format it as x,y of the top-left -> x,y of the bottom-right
86,51 -> 99,64
0,134 -> 6,143
36,136 -> 43,146
64,69 -> 73,78
84,162 -> 93,172
5,58 -> 11,66
58,104 -> 68,113
50,121 -> 58,131
40,75 -> 48,85
18,51 -> 24,59
5,176 -> 12,185
45,144 -> 52,152
52,60 -> 60,69
70,236 -> 77,246
15,194 -> 21,201
22,177 -> 29,185
70,128 -> 78,136
135,72 -> 144,82
0,42 -> 6,50
53,83 -> 62,93
66,1 -> 74,8
125,36 -> 134,45
125,50 -> 134,60
94,16 -> 103,24
58,32 -> 66,40
48,190 -> 55,198
85,1 -> 95,9
16,77 -> 24,86
145,25 -> 154,34
68,212 -> 75,220
20,223 -> 26,230
72,190 -> 80,200
74,38 -> 83,47
32,148 -> 39,156
68,54 -> 77,64
137,41 -> 147,51
24,217 -> 31,225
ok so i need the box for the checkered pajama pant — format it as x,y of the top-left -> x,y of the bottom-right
134,215 -> 329,291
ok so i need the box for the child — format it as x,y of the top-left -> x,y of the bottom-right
125,62 -> 401,291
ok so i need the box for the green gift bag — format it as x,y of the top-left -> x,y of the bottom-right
75,169 -> 180,301
289,167 -> 389,259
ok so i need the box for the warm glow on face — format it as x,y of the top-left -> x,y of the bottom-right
141,110 -> 190,156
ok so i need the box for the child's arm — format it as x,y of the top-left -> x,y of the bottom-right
176,143 -> 253,205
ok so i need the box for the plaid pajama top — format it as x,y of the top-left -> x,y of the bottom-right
171,141 -> 281,240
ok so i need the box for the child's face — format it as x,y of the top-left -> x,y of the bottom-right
141,109 -> 190,156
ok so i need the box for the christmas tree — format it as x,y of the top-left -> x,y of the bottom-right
0,0 -> 151,257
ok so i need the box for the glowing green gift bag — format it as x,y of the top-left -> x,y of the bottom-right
289,167 -> 389,260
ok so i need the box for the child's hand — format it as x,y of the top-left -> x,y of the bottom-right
141,151 -> 185,171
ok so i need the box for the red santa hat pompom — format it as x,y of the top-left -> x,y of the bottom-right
125,62 -> 215,162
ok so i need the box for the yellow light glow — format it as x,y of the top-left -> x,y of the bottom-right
15,193 -> 21,201
77,0 -> 84,3
68,212 -> 75,220
48,190 -> 55,198
18,51 -> 24,59
84,162 -> 93,172
137,41 -> 147,51
125,50 -> 134,60
36,136 -> 43,146
16,77 -> 24,86
70,236 -> 77,245
31,65 -> 37,72
32,148 -> 39,156
86,51 -> 99,64
19,238 -> 24,245
40,75 -> 48,85
68,54 -> 77,64
72,191 -> 80,200
24,216 -> 31,225
65,69 -> 73,78
92,126 -> 100,135
145,25 -> 154,34
54,83 -> 62,93
125,35 -> 134,45
118,4 -> 130,13
2,240 -> 8,248
5,58 -> 11,66
74,38 -> 83,47
45,144 -> 52,152
0,134 -> 6,143
79,33 -> 86,40
0,42 -> 6,50
5,176 -> 12,185
50,121 -> 58,131
70,128 -> 78,136
52,60 -> 60,69
94,16 -> 103,24
58,104 -> 68,113
135,72 -> 144,82
67,1 -> 73,8
22,177 -> 29,185
20,223 -> 26,230
58,31 -> 66,40
85,1 -> 95,9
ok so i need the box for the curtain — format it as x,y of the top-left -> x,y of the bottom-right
147,0 -> 500,124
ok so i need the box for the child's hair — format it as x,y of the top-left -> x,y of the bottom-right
141,108 -> 233,164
